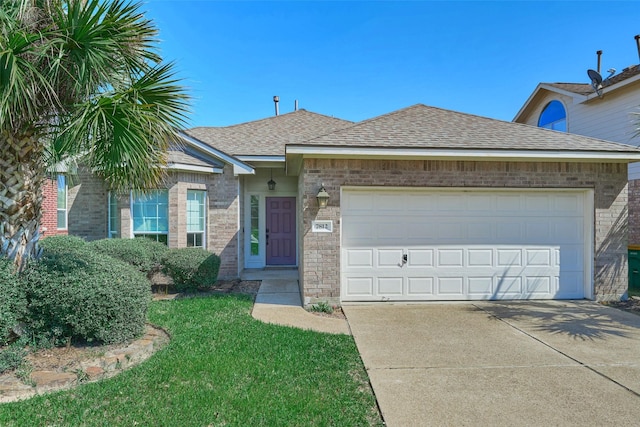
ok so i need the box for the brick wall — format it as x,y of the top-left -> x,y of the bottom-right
67,167 -> 109,241
207,165 -> 240,278
113,168 -> 240,279
301,159 -> 629,304
41,178 -> 67,237
629,179 -> 640,245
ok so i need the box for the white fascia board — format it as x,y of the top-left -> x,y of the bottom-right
513,84 -> 587,122
286,146 -> 640,163
236,155 -> 286,163
538,84 -> 587,103
167,163 -> 224,174
581,73 -> 640,104
178,132 -> 254,175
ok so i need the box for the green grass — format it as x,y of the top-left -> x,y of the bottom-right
0,295 -> 382,426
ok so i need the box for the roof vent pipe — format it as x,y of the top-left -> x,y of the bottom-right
294,99 -> 298,111
596,50 -> 602,73
635,35 -> 640,63
273,95 -> 279,116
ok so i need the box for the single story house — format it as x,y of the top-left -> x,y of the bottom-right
47,104 -> 640,304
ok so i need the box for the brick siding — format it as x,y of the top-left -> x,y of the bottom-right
629,179 -> 640,245
67,167 -> 109,241
301,159 -> 629,304
41,178 -> 67,237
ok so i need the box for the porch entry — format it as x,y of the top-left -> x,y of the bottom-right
266,197 -> 296,265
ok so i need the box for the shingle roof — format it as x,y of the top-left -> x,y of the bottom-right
167,150 -> 215,167
184,110 -> 353,156
296,104 -> 640,153
545,64 -> 640,95
546,83 -> 593,95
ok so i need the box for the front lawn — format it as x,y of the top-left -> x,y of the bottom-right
0,295 -> 382,426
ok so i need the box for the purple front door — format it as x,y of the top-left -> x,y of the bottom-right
266,197 -> 296,265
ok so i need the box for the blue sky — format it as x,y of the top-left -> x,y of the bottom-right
144,1 -> 640,128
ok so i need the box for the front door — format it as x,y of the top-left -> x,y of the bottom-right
266,197 -> 296,265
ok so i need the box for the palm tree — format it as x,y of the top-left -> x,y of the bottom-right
0,0 -> 190,269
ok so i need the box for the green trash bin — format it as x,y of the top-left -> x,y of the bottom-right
629,245 -> 640,292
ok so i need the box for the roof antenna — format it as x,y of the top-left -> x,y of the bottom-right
635,35 -> 640,63
294,99 -> 298,111
587,50 -> 615,98
273,96 -> 279,116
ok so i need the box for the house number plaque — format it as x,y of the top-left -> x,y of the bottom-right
312,220 -> 333,233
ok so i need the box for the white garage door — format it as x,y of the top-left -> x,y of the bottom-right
341,188 -> 592,302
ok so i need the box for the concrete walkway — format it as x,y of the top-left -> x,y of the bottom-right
248,269 -> 350,335
344,301 -> 640,427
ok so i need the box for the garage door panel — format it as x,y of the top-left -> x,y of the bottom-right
494,276 -> 524,297
344,277 -> 374,296
438,277 -> 464,295
553,219 -> 583,242
525,248 -> 553,266
558,245 -> 583,269
468,249 -> 492,266
496,222 -> 524,240
496,194 -> 523,211
497,249 -> 522,267
468,277 -> 493,295
378,249 -> 403,268
341,189 -> 589,302
407,277 -> 434,295
407,249 -> 434,266
437,194 -> 467,211
526,276 -> 552,295
437,249 -> 464,267
377,277 -> 404,295
437,223 -> 466,240
346,249 -> 374,268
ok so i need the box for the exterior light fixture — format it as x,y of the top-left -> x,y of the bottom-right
316,184 -> 330,209
267,169 -> 276,191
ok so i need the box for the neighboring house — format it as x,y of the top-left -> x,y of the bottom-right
52,104 -> 640,304
513,62 -> 640,243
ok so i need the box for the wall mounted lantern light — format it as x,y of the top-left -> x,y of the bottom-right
267,169 -> 276,191
316,184 -> 330,209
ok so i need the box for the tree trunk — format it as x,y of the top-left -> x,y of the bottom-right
0,129 -> 45,271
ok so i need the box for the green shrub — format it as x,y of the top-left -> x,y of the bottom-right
89,238 -> 168,274
0,342 -> 27,373
39,234 -> 87,254
162,248 -> 221,293
21,245 -> 151,345
0,258 -> 26,345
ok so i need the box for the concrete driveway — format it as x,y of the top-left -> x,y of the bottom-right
344,301 -> 640,426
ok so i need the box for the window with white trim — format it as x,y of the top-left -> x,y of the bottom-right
538,100 -> 566,131
56,175 -> 67,229
108,192 -> 120,238
186,190 -> 206,248
132,190 -> 168,244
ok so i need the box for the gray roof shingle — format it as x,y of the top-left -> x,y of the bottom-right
184,110 -> 353,156
167,150 -> 215,167
295,104 -> 640,153
545,65 -> 640,96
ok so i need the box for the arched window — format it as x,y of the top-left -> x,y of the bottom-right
538,100 -> 566,131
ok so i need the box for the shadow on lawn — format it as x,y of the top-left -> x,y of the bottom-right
469,301 -> 640,341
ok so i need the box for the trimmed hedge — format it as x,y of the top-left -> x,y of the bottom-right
162,248 -> 221,293
0,258 -> 26,345
39,235 -> 88,254
21,243 -> 151,345
89,237 -> 168,274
